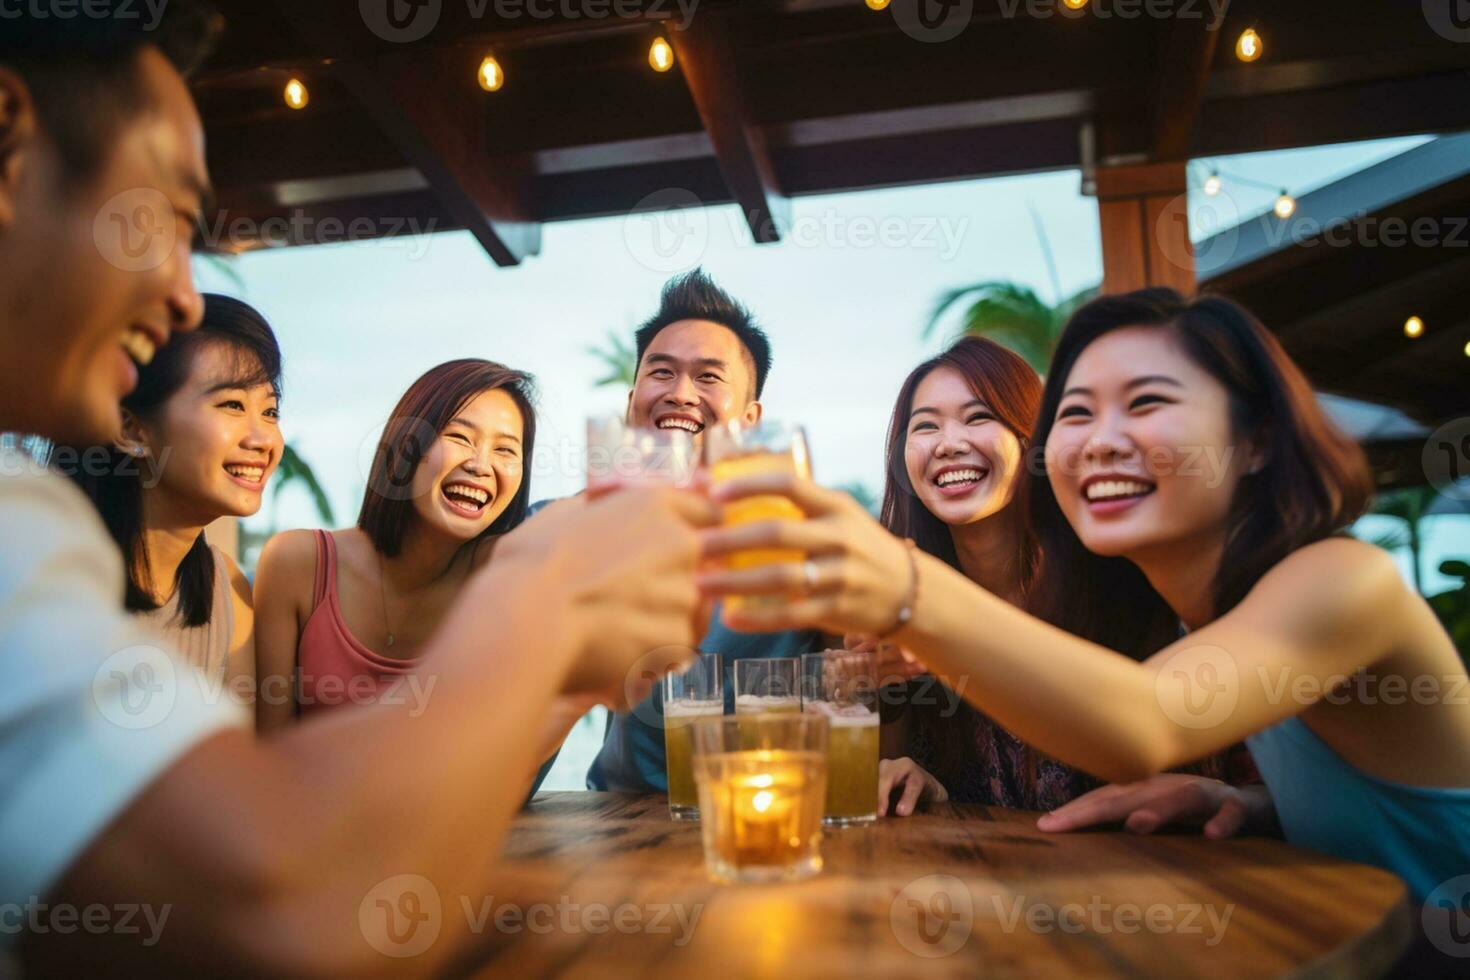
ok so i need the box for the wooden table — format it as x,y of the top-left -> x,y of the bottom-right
464,792 -> 1410,979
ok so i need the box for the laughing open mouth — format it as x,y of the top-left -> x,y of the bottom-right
1083,478 -> 1157,503
655,415 -> 704,435
442,481 -> 492,516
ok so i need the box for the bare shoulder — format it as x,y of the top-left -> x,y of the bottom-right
256,528 -> 320,579
1242,536 -> 1411,641
218,550 -> 255,611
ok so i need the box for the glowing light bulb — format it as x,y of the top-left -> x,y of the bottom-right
649,36 -> 675,72
284,78 -> 309,110
1236,28 -> 1262,62
478,55 -> 504,92
1274,190 -> 1296,220
1203,173 -> 1222,197
865,0 -> 890,9
1062,0 -> 1089,8
1404,316 -> 1425,339
1463,340 -> 1470,358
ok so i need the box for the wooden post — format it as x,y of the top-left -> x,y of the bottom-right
1095,162 -> 1196,295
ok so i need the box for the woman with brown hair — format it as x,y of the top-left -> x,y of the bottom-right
700,289 -> 1470,899
871,336 -> 1243,815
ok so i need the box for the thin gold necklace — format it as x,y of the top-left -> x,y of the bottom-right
375,549 -> 464,649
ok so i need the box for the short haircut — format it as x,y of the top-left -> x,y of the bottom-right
633,268 -> 772,400
358,360 -> 537,558
0,1 -> 222,181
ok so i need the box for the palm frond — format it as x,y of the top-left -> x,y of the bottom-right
274,443 -> 335,525
586,332 -> 638,389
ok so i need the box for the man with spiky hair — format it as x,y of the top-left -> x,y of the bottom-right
0,10 -> 711,973
529,269 -> 822,796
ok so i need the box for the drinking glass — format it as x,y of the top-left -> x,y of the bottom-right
802,650 -> 880,827
704,421 -> 812,610
733,658 -> 801,716
586,415 -> 697,496
663,653 -> 724,821
689,714 -> 829,884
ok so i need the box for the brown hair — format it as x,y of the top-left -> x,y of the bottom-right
879,336 -> 1043,789
1024,287 -> 1374,657
357,359 -> 536,558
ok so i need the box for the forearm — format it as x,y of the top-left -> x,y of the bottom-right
893,553 -> 1178,783
31,556 -> 579,977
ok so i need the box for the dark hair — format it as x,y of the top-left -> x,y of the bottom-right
633,268 -> 772,400
0,1 -> 222,181
1025,288 -> 1374,658
358,360 -> 537,558
879,336 -> 1043,791
61,294 -> 282,626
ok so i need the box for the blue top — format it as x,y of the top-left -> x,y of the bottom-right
1245,715 -> 1470,901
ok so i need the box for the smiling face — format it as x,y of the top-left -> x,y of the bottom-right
407,388 -> 525,542
0,48 -> 208,444
131,341 -> 283,524
903,366 -> 1024,528
1045,325 -> 1255,559
626,319 -> 761,444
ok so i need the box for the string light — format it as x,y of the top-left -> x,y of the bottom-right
864,0 -> 890,9
283,78 -> 309,110
1273,189 -> 1296,220
1463,340 -> 1470,358
1203,172 -> 1222,197
478,54 -> 504,92
1236,28 -> 1262,62
1062,0 -> 1090,8
649,36 -> 675,72
1404,316 -> 1425,339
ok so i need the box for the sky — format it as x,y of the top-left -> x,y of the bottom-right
195,134 -> 1466,594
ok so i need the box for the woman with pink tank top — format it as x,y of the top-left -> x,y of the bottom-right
254,359 -> 567,730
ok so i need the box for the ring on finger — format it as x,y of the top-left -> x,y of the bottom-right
802,559 -> 821,593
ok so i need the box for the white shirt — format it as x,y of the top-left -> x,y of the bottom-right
0,452 -> 246,937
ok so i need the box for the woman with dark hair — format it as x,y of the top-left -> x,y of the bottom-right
871,337 -> 1241,816
254,359 -> 539,730
58,293 -> 283,697
700,288 -> 1469,899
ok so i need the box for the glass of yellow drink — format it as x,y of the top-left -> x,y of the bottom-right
802,651 -> 880,827
705,422 -> 813,611
734,658 -> 801,715
689,714 -> 829,884
663,653 -> 723,821
585,415 -> 697,497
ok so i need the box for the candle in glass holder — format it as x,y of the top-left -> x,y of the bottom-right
695,747 -> 826,883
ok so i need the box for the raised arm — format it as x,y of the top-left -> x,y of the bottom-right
698,475 -> 1444,785
24,488 -> 713,977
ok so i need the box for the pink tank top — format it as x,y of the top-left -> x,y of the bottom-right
297,531 -> 416,716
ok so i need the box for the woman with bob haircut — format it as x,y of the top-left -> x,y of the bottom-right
698,288 -> 1470,900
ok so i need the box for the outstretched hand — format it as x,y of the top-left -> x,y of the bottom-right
1036,775 -> 1276,839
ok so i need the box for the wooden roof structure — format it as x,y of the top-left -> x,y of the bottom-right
198,1 -> 1470,263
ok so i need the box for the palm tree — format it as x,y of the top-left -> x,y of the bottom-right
273,443 -> 335,528
923,281 -> 1096,376
588,331 -> 638,389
